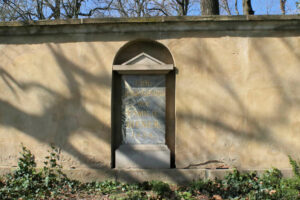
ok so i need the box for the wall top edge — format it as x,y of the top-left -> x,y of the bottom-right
0,15 -> 299,36
1,15 -> 300,27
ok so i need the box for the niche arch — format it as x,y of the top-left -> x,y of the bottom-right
113,39 -> 174,65
111,39 -> 176,168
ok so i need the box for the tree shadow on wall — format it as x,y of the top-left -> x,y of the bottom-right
0,44 -> 116,177
175,36 -> 300,168
0,42 -> 194,183
0,32 -> 300,183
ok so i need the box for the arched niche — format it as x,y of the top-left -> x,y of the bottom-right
113,39 -> 174,65
111,40 -> 175,169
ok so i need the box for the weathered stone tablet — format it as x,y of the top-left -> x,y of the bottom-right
121,75 -> 166,144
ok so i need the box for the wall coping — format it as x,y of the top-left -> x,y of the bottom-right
1,15 -> 300,26
0,15 -> 299,36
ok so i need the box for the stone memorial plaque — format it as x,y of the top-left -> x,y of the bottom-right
121,75 -> 166,144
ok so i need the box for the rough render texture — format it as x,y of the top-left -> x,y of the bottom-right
0,16 -> 299,180
172,35 -> 300,169
0,39 -> 120,169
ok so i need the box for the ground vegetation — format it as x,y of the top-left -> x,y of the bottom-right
1,145 -> 300,199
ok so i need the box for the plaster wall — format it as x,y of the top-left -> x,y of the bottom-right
172,35 -> 300,169
0,17 -> 299,179
0,38 -> 119,169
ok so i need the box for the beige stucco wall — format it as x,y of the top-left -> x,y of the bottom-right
0,38 -> 121,169
0,16 -> 299,176
171,35 -> 300,169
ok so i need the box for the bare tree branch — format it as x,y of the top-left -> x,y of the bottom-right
220,0 -> 231,15
78,0 -> 113,17
148,7 -> 169,16
235,0 -> 239,15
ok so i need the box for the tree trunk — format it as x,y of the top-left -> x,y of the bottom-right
175,0 -> 190,16
54,0 -> 60,19
280,0 -> 287,15
201,0 -> 219,15
242,0 -> 254,15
